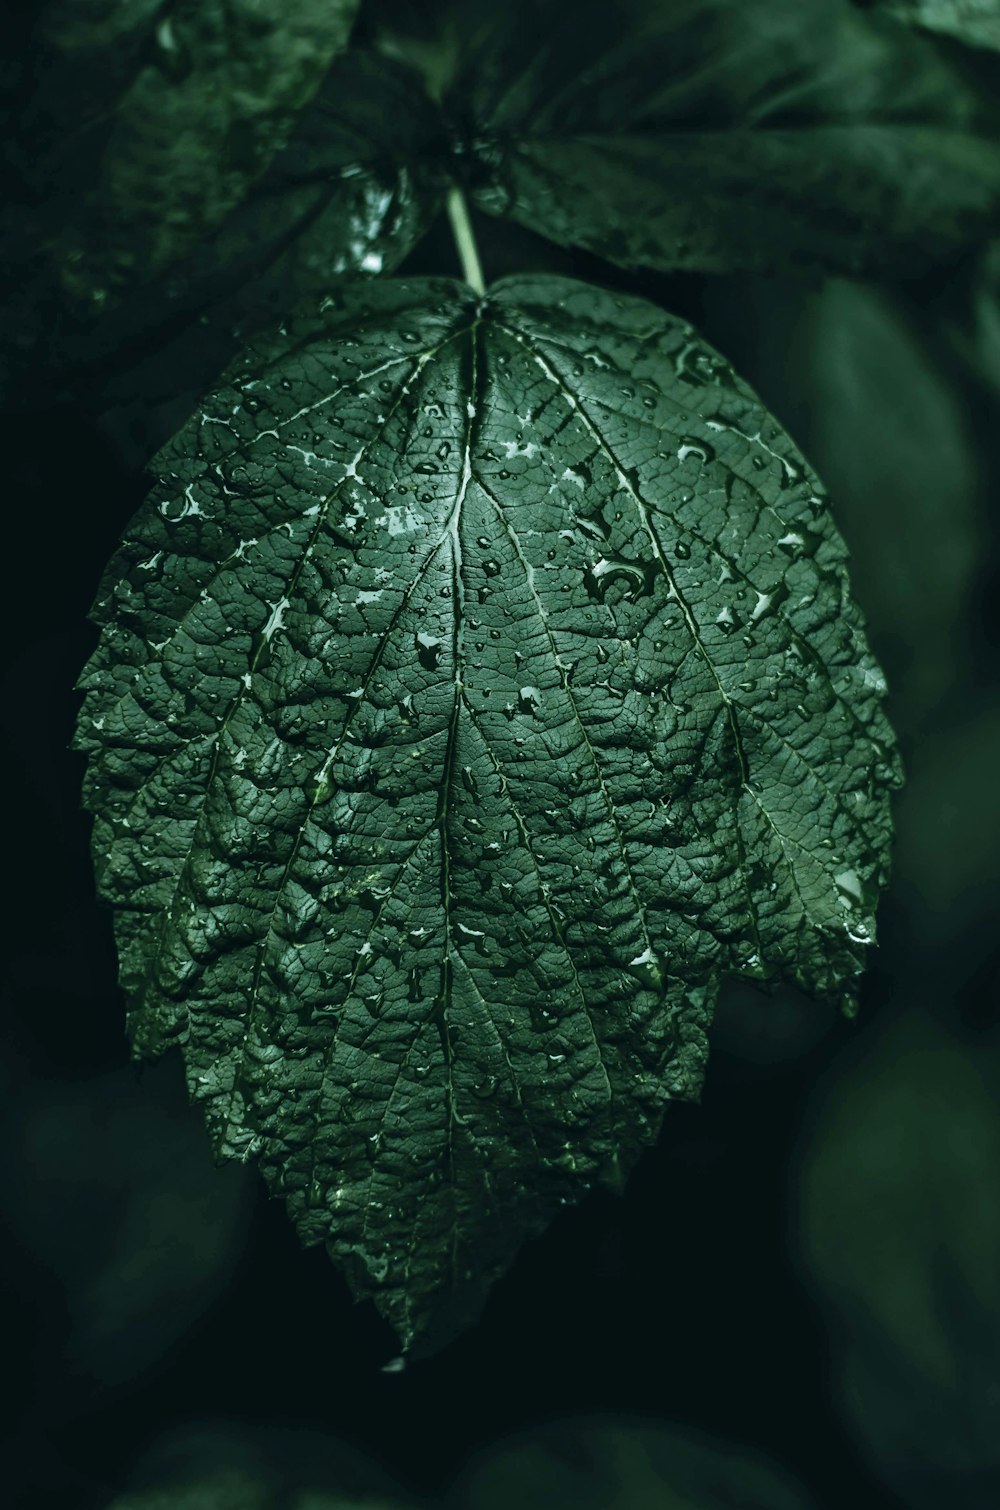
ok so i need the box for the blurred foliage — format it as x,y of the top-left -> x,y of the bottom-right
0,1056 -> 254,1391
103,1420 -> 413,1510
761,280 -> 979,728
796,1009 -> 1000,1506
877,0 -> 1000,51
953,238 -> 1000,398
16,0 -> 360,302
893,702 -> 1000,947
447,1417 -> 816,1510
102,1416 -> 821,1510
693,274 -> 984,730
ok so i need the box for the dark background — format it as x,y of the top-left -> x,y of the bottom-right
3,9 -> 1000,1510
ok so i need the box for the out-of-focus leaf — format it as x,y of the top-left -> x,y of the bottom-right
106,1421 -> 414,1510
738,277 -> 979,729
1,49 -> 444,414
709,980 -> 837,1064
35,0 -> 361,296
795,1010 -> 1000,1506
893,704 -> 1000,941
409,0 -> 1000,274
969,239 -> 1000,392
880,0 -> 1000,51
108,1470 -> 268,1510
73,273 -> 899,1352
0,1057 -> 253,1387
109,1475 -> 410,1509
447,1415 -> 817,1510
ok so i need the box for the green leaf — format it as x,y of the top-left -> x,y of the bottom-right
43,0 -> 363,300
108,1475 -> 408,1510
796,1010 -> 1000,1504
2,45 -> 443,404
969,239 -> 1000,394
731,277 -> 980,729
104,1421 -> 414,1510
444,0 -> 1000,273
449,1415 -> 817,1510
879,0 -> 1000,52
74,274 -> 900,1353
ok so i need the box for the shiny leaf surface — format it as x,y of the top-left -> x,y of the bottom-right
74,275 -> 899,1351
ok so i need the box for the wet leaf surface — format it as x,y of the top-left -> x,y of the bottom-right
74,273 -> 899,1353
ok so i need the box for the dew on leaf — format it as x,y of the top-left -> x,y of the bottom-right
583,555 -> 657,603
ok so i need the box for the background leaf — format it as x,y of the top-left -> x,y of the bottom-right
73,274 -> 898,1353
697,276 -> 982,731
447,1415 -> 817,1510
1,44 -> 444,433
371,0 -> 1000,274
795,1009 -> 1000,1507
0,1055 -> 253,1391
21,0 -> 362,300
102,1420 -> 415,1510
877,0 -> 1000,51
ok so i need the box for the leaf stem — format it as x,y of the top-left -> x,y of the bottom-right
446,186 -> 486,295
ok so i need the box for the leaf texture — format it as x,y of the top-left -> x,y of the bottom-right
74,275 -> 900,1352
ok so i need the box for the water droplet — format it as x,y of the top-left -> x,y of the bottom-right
628,945 -> 663,990
415,632 -> 442,670
573,499 -> 610,541
674,342 -> 735,390
676,437 -> 716,465
461,766 -> 479,796
715,605 -> 743,634
583,556 -> 657,603
749,581 -> 790,623
776,526 -> 821,558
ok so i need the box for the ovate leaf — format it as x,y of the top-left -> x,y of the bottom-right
74,275 -> 900,1353
439,0 -> 1000,273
